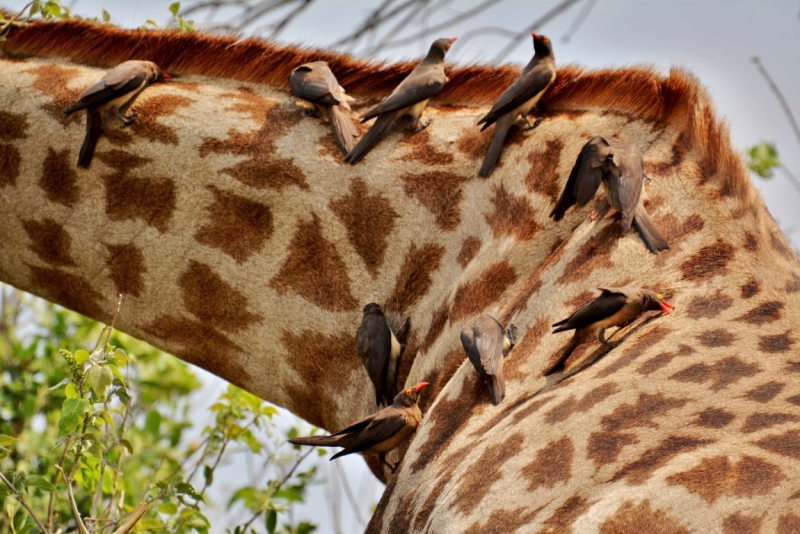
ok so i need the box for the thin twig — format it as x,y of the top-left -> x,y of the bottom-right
47,436 -> 73,531
560,0 -> 597,43
334,460 -> 364,526
104,294 -> 123,351
781,166 -> 800,196
55,465 -> 89,534
0,471 -> 50,534
492,0 -> 582,62
109,502 -> 147,534
752,56 -> 800,147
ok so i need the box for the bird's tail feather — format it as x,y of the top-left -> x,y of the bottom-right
488,371 -> 505,406
77,111 -> 103,169
478,114 -> 513,177
345,113 -> 394,164
288,435 -> 340,447
543,335 -> 579,376
325,104 -> 358,155
633,206 -> 670,254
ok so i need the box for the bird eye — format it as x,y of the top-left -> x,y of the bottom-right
657,293 -> 663,299
406,389 -> 412,396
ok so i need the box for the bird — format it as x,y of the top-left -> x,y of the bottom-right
477,32 -> 556,177
543,287 -> 674,376
288,382 -> 429,472
344,37 -> 456,164
460,315 -> 517,405
290,61 -> 359,155
549,135 -> 670,253
357,303 -> 407,407
64,60 -> 169,168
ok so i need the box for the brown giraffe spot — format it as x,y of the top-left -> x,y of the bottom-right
753,429 -> 800,459
452,433 -> 524,514
195,186 -> 274,264
745,381 -> 786,403
22,218 -> 76,267
410,373 -> 487,473
449,260 -> 518,323
503,316 -> 548,381
509,395 -> 555,426
599,500 -> 690,534
179,261 -> 263,332
759,331 -> 794,353
456,236 -> 482,268
685,290 -> 733,319
399,129 -> 453,165
679,239 -> 736,281
587,431 -> 639,466
39,148 -> 79,207
420,299 -> 449,353
500,277 -> 543,325
464,506 -> 541,534
525,139 -> 563,203
455,126 -> 493,159
219,86 -> 271,122
736,300 -> 784,324
743,232 -> 759,252
787,361 -> 800,373
281,330 -> 360,429
105,243 -> 146,297
26,64 -> 82,125
544,382 -> 620,425
556,222 -> 623,285
566,289 -> 595,310
400,171 -> 469,231
666,455 -> 786,503
269,214 -> 358,312
722,512 -> 764,534
786,273 -> 800,293
140,315 -> 251,387
199,102 -> 307,192
484,184 -> 541,241
28,265 -> 104,319
741,279 -> 760,299
385,242 -> 446,314
595,326 -> 672,378
696,328 -> 737,347
95,150 -> 176,233
417,348 -> 463,414
329,177 -> 398,278
600,392 -> 689,432
742,412 -> 800,434
0,144 -> 22,187
612,436 -> 713,484
771,231 -> 795,260
522,436 -> 574,492
692,407 -> 736,428
787,394 -> 800,406
637,344 -> 695,376
126,94 -> 194,145
386,489 -> 418,534
670,356 -> 760,391
0,111 -> 29,141
778,514 -> 800,534
536,495 -> 590,534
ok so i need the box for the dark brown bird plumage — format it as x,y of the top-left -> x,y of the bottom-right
461,316 -> 517,405
544,287 -> 674,375
549,135 -> 670,253
357,303 -> 407,407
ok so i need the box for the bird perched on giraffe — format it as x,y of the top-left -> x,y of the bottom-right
460,315 -> 517,406
544,287 -> 674,375
357,303 -> 409,407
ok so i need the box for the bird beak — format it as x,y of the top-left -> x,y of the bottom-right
414,382 -> 429,394
162,72 -> 172,79
450,36 -> 458,43
659,301 -> 675,315
531,32 -> 541,40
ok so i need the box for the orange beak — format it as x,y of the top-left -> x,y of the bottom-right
660,301 -> 675,315
450,37 -> 458,43
162,72 -> 172,79
532,32 -> 541,40
414,382 -> 429,394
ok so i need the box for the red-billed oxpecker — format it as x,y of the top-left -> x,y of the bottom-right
288,382 -> 428,472
550,135 -> 670,253
290,61 -> 359,155
64,60 -> 169,168
460,316 -> 517,406
357,303 -> 409,407
344,37 -> 456,164
477,33 -> 556,177
544,287 -> 674,376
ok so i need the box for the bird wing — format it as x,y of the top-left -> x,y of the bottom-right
475,327 -> 504,376
357,316 -> 391,402
574,137 -> 609,205
553,292 -> 628,331
335,407 -> 408,455
479,63 -> 554,123
290,62 -> 343,105
73,64 -> 149,110
605,143 -> 644,227
550,147 -> 584,219
362,64 -> 446,120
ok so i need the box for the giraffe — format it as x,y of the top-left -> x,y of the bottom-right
2,20 -> 800,533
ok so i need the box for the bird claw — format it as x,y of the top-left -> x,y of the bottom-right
121,112 -> 138,127
524,117 -> 543,131
414,119 -> 432,133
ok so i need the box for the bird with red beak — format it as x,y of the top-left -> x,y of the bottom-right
289,382 -> 429,472
544,287 -> 674,375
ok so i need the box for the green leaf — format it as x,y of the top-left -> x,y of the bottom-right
58,398 -> 91,436
42,377 -> 70,395
145,410 -> 161,435
111,347 -> 128,366
0,434 -> 18,447
86,364 -> 113,396
175,482 -> 203,502
266,509 -> 277,534
159,501 -> 178,514
747,141 -> 781,178
65,382 -> 79,399
169,2 -> 180,16
295,522 -> 316,534
74,349 -> 90,364
25,475 -> 57,492
203,465 -> 213,486
99,411 -> 115,427
275,485 -> 304,503
118,438 -> 133,454
102,8 -> 110,22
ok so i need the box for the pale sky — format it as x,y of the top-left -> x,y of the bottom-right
5,1 -> 799,532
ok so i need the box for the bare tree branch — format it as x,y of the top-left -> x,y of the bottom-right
752,56 -> 800,148
0,471 -> 50,534
491,0 -> 582,62
561,0 -> 597,43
